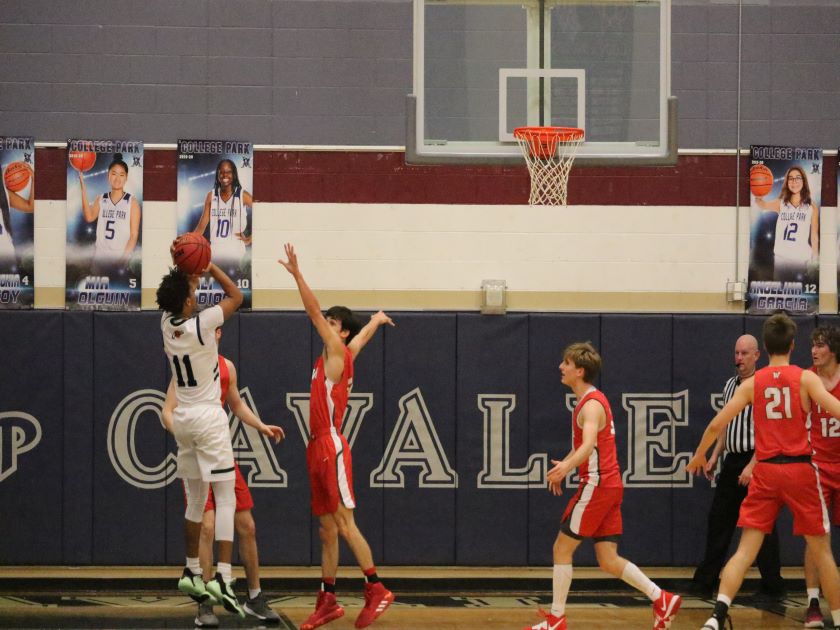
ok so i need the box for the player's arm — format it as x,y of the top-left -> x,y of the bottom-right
546,400 -> 602,494
753,196 -> 780,212
810,204 -> 819,260
79,173 -> 100,222
686,379 -> 753,474
347,311 -> 395,359
8,164 -> 33,212
804,370 -> 840,419
225,360 -> 284,443
207,262 -> 243,320
235,190 -> 253,245
122,197 -> 141,260
161,378 -> 176,434
193,191 -> 212,235
278,243 -> 345,378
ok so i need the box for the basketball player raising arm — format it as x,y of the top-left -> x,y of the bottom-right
78,155 -> 141,265
0,164 -> 34,267
278,242 -> 396,630
156,248 -> 244,618
753,165 -> 819,265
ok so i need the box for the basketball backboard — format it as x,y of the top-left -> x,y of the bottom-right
407,0 -> 676,166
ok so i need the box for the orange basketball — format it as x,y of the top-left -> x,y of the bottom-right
69,150 -> 97,172
173,233 -> 212,275
750,164 -> 774,197
3,161 -> 30,192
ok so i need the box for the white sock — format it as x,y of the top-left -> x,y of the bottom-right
808,587 -> 820,600
831,608 -> 840,626
186,557 -> 201,575
217,562 -> 232,583
249,587 -> 261,600
717,593 -> 732,606
550,564 -> 572,617
620,562 -> 661,601
703,618 -> 719,630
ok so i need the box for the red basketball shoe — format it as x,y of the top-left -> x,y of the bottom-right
300,591 -> 344,630
523,609 -> 566,630
354,582 -> 394,628
652,590 -> 682,629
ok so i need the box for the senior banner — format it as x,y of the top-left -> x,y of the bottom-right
0,136 -> 35,309
65,139 -> 143,311
746,145 -> 822,314
177,140 -> 253,309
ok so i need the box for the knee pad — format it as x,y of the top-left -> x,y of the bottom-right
184,479 -> 209,523
211,479 -> 236,541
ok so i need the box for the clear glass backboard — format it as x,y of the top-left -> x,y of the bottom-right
407,0 -> 676,165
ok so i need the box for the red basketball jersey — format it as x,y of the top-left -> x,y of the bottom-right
753,364 -> 810,460
218,355 -> 230,407
572,388 -> 622,487
309,346 -> 354,437
809,366 -> 840,463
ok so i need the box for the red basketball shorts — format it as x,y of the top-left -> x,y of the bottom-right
815,460 -> 840,527
307,430 -> 355,516
205,462 -> 253,513
738,461 -> 829,536
182,462 -> 254,513
561,483 -> 623,540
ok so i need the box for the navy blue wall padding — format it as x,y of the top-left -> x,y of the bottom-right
93,312 -> 169,563
62,311 -> 94,564
241,313 -> 313,565
0,312 -> 63,563
0,311 -> 836,567
456,314 -> 530,565
381,313 -> 457,564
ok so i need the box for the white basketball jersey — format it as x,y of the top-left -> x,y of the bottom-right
209,188 -> 247,262
94,192 -> 133,262
161,304 -> 225,407
774,200 -> 813,263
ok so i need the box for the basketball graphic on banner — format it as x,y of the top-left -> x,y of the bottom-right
749,164 -> 773,197
3,161 -> 30,192
69,150 -> 96,172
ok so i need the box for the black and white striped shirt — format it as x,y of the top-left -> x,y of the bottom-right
723,375 -> 754,454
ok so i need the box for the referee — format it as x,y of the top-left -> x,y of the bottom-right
690,334 -> 785,599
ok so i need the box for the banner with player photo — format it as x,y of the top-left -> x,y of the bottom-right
0,136 -> 35,309
746,145 -> 822,315
65,140 -> 143,311
177,140 -> 253,309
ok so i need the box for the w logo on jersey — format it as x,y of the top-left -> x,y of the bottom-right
0,412 -> 42,482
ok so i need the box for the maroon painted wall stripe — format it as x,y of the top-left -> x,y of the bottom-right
32,148 -> 838,207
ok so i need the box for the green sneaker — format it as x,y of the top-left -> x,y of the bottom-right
178,568 -> 209,600
206,573 -> 244,618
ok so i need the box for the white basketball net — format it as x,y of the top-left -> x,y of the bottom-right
514,127 -> 584,206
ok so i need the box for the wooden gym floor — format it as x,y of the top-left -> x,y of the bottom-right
0,566 -> 821,629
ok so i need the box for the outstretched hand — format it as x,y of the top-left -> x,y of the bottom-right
685,453 -> 707,476
546,458 -> 571,489
261,424 -> 285,444
278,242 -> 299,276
372,311 -> 395,328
